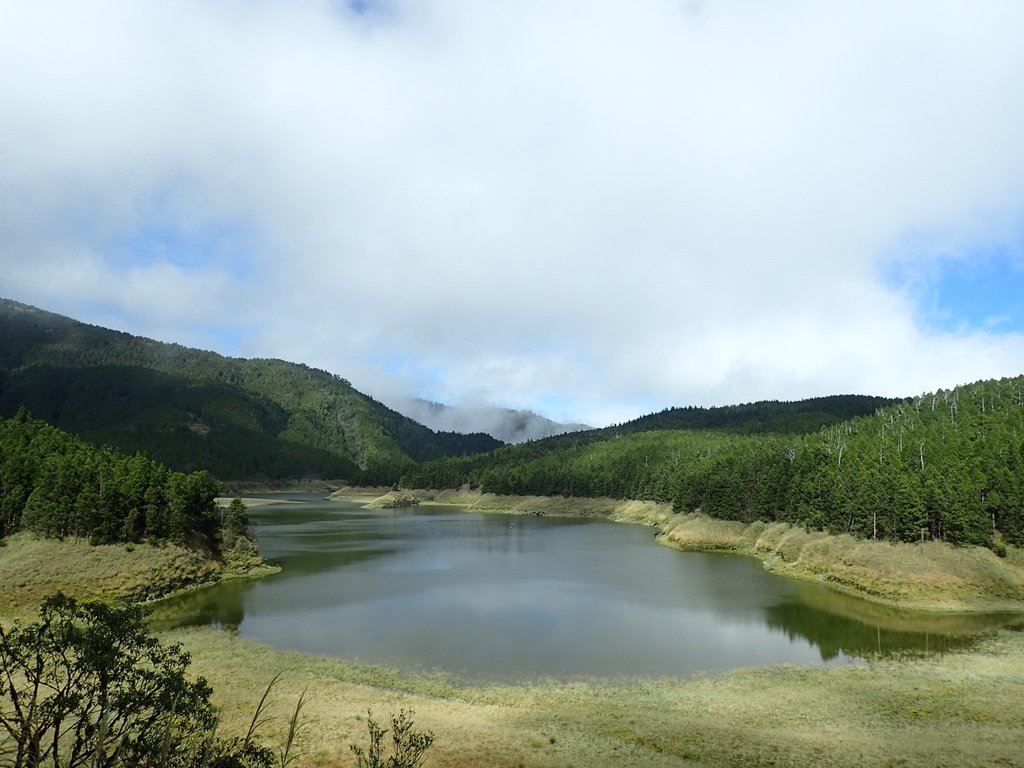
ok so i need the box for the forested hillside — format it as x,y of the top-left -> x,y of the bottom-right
402,378 -> 1024,550
0,299 -> 501,482
0,409 -> 222,546
401,394 -> 899,492
606,395 -> 900,435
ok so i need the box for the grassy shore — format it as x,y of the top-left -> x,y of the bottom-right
167,625 -> 1024,768
0,532 -> 277,618
657,512 -> 1024,613
6,490 -> 1024,766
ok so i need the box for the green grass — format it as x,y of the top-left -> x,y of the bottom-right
0,532 -> 276,618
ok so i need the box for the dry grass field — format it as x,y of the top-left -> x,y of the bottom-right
657,512 -> 1024,612
0,532 -> 276,618
0,533 -> 220,616
172,625 -> 1024,768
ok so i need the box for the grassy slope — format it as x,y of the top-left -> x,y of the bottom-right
0,533 -> 217,616
0,533 -> 275,618
660,513 -> 1024,613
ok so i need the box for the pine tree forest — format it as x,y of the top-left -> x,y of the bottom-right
0,409 -> 221,547
402,377 -> 1024,550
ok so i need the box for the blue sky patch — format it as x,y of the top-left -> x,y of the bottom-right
886,242 -> 1024,335
106,223 -> 257,282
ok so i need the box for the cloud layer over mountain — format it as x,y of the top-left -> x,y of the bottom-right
3,1 -> 1023,426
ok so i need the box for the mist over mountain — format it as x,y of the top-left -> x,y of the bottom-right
401,378 -> 1024,552
391,397 -> 590,444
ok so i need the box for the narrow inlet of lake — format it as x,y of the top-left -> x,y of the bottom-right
152,495 -> 1022,683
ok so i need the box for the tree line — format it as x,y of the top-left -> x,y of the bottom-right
0,409 -> 224,547
402,377 -> 1024,550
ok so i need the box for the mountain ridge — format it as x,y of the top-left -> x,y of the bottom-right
0,298 -> 502,482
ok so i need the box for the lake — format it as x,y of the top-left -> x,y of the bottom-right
154,494 -> 1021,682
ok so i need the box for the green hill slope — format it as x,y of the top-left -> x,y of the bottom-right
402,378 -> 1024,550
401,394 -> 900,495
0,299 -> 502,482
607,394 -> 901,435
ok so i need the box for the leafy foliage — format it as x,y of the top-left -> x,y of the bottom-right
350,710 -> 435,768
0,592 -> 275,768
224,498 -> 250,536
220,497 -> 252,553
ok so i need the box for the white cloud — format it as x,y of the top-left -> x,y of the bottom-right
2,0 -> 1024,427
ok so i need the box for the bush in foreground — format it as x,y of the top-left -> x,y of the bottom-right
350,710 -> 434,768
0,593 -> 283,768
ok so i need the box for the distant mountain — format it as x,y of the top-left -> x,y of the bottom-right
0,298 -> 502,482
391,398 -> 590,444
401,379 -> 1024,550
402,393 -> 903,493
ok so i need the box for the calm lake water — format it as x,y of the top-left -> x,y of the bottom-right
154,495 -> 1022,683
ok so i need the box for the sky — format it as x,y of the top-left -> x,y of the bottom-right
2,0 -> 1024,429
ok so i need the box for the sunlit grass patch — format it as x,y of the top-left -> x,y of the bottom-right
0,532 -> 219,616
161,625 -> 1024,768
646,512 -> 1024,612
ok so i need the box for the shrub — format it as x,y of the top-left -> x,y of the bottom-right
0,592 -> 284,768
350,709 -> 435,768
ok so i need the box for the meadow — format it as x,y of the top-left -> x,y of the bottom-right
174,624 -> 1024,768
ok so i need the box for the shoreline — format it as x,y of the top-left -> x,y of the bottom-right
215,495 -> 310,507
169,623 -> 1024,768
654,512 -> 1024,614
225,485 -> 1024,613
6,489 -> 1024,765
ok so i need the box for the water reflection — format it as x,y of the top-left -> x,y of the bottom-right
763,580 -> 1024,660
148,495 -> 1024,681
148,579 -> 251,633
768,602 -> 967,660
